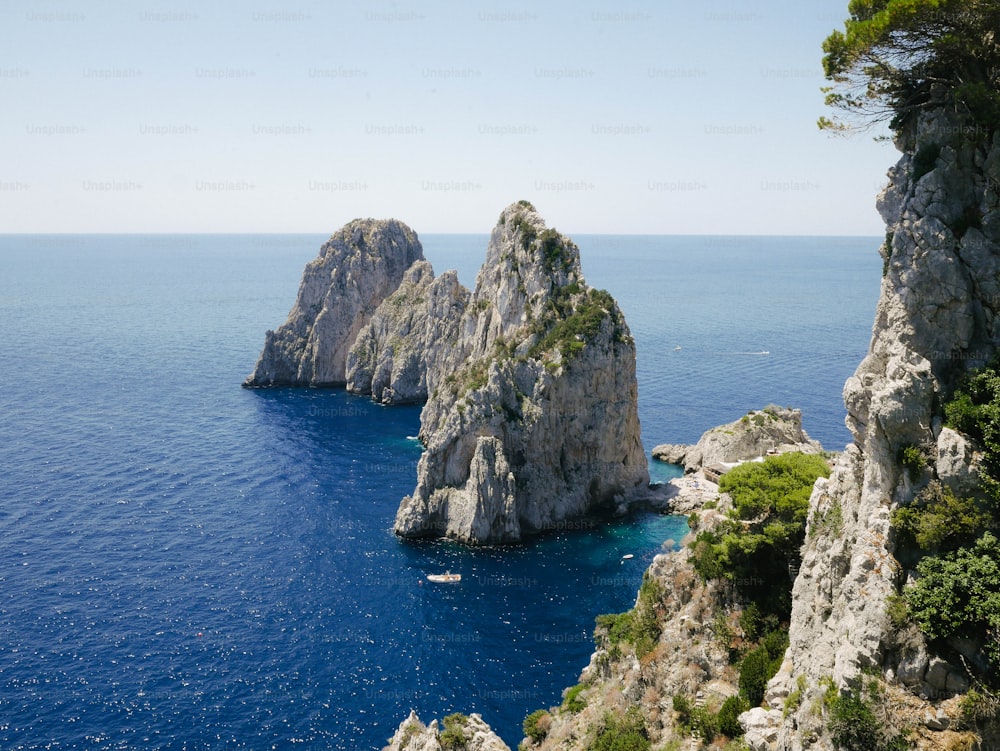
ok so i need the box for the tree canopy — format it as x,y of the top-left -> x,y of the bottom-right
820,0 -> 1000,132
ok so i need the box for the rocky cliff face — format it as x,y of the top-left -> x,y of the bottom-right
345,261 -> 470,404
243,219 -> 423,387
762,111 -> 1000,749
393,201 -> 649,544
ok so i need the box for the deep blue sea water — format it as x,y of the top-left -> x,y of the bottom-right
0,233 -> 881,750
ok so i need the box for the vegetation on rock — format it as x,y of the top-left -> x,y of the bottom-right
690,452 -> 830,617
523,709 -> 551,743
439,713 -> 470,750
904,532 -> 1000,666
587,708 -> 650,751
820,0 -> 1000,132
823,678 -> 908,751
594,573 -> 665,659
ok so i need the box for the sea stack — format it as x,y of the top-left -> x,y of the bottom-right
393,201 -> 649,545
243,219 -> 423,388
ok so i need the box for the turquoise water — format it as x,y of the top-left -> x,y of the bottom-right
0,233 -> 880,749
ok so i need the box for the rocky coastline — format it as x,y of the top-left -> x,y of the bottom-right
383,106 -> 1000,751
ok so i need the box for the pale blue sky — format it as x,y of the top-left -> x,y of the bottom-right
1,0 -> 896,234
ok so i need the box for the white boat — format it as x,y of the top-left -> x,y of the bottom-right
426,571 -> 461,583
621,554 -> 634,560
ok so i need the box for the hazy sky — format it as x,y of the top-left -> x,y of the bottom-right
1,0 -> 898,235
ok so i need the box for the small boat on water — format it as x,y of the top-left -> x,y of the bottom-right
621,554 -> 634,560
426,571 -> 461,583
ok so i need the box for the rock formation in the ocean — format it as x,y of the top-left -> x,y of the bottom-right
652,406 -> 824,473
243,218 -> 423,387
393,201 -> 650,544
345,261 -> 470,404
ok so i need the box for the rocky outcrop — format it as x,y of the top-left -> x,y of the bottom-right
394,201 -> 649,544
345,261 -> 469,404
243,219 -> 424,387
760,110 -> 1000,749
383,711 -> 510,751
652,406 -> 823,473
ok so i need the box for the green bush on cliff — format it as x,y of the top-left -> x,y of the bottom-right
903,532 -> 1000,667
945,355 -> 1000,504
739,629 -> 788,707
891,480 -> 989,554
563,682 -> 588,713
529,288 -> 618,363
588,708 -> 650,751
690,453 -> 829,618
523,709 -> 551,742
439,713 -> 470,750
594,573 -> 665,658
824,679 -> 908,751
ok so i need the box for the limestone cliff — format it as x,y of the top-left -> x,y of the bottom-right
393,201 -> 649,544
761,110 -> 1000,750
243,219 -> 423,387
652,406 -> 824,473
345,261 -> 469,404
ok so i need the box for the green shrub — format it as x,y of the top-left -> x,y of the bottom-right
690,452 -> 830,619
885,594 -> 910,630
738,630 -> 787,707
672,694 -> 692,724
891,480 -> 989,553
959,685 -> 1000,725
563,682 -> 587,713
783,675 -> 808,718
944,356 -> 1000,504
903,531 -> 1000,666
825,680 -> 907,751
811,499 -> 844,538
593,574 -> 664,658
719,452 -> 830,522
717,695 -> 750,738
689,705 -> 719,742
739,602 -> 762,642
897,443 -> 926,480
523,709 -> 551,742
440,713 -> 470,750
588,708 -> 650,751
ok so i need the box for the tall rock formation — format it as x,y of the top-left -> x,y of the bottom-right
345,261 -> 470,404
763,111 -> 1000,749
243,219 -> 423,387
393,201 -> 649,544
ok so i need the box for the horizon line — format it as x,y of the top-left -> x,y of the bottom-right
0,230 -> 883,238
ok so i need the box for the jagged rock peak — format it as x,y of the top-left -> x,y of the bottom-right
243,218 -> 424,388
394,201 -> 649,545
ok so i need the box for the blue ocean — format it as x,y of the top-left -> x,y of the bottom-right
0,233 -> 881,750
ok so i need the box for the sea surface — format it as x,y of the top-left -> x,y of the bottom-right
0,233 -> 882,750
